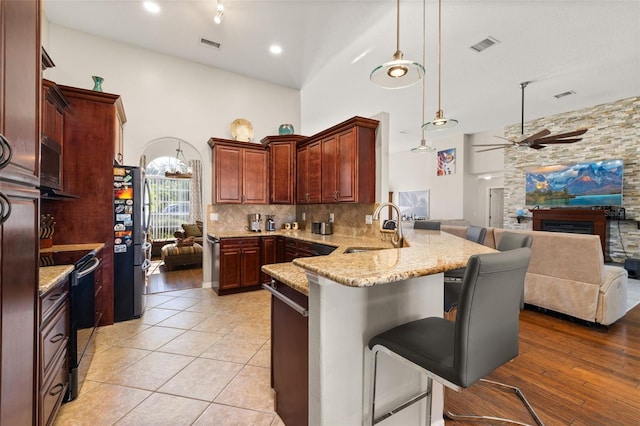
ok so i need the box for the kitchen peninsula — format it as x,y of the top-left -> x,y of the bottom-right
262,228 -> 496,426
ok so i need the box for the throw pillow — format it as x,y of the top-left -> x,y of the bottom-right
182,223 -> 203,238
177,236 -> 195,247
196,220 -> 204,233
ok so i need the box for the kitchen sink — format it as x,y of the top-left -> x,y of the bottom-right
343,247 -> 385,254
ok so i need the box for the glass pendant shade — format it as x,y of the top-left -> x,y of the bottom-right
423,110 -> 459,130
370,52 -> 425,89
411,139 -> 436,153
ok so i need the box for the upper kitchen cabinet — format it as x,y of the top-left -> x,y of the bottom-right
261,135 -> 305,205
209,138 -> 268,204
301,116 -> 378,204
296,140 -> 321,204
40,80 -> 69,190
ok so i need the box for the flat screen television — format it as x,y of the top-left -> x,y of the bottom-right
525,159 -> 623,207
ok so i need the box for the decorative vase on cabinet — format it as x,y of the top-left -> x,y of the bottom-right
278,124 -> 294,135
91,76 -> 104,92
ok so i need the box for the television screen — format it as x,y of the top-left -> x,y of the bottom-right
525,159 -> 623,207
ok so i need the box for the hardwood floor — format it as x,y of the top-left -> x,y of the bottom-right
445,305 -> 640,425
145,259 -> 202,294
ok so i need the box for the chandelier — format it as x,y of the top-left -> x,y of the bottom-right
165,141 -> 192,179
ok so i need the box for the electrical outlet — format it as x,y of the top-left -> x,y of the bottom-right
210,213 -> 218,221
329,213 -> 334,223
365,215 -> 373,225
302,212 -> 306,221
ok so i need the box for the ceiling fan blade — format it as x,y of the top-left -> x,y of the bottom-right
535,138 -> 583,145
476,146 -> 510,153
493,135 -> 515,142
472,143 -> 513,148
534,128 -> 588,143
528,144 -> 547,150
520,129 -> 551,145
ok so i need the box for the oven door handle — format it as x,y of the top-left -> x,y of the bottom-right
77,257 -> 101,279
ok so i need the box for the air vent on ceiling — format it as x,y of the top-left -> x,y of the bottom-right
470,36 -> 500,53
554,90 -> 576,99
200,37 -> 221,49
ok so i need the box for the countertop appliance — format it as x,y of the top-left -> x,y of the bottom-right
113,166 -> 151,322
311,221 -> 333,235
249,213 -> 262,232
40,249 -> 101,402
266,215 -> 276,231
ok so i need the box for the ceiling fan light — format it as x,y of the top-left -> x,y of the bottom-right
214,11 -> 223,24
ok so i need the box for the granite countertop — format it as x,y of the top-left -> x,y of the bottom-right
39,243 -> 105,293
259,228 -> 496,295
40,242 -> 105,253
39,265 -> 74,294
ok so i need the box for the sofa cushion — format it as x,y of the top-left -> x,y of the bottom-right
182,223 -> 203,238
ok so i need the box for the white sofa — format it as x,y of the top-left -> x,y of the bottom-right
441,225 -> 628,325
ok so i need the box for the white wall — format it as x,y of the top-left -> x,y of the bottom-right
389,134 -> 466,220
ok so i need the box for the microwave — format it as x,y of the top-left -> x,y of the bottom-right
40,136 -> 62,190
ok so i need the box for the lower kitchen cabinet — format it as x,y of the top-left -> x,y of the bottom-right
261,236 -> 277,284
217,237 -> 262,295
38,275 -> 70,426
270,280 -> 308,426
283,237 -> 313,262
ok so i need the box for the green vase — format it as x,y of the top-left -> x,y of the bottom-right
278,124 -> 294,135
92,76 -> 104,92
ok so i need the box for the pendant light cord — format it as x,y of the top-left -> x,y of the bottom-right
395,0 -> 401,53
437,0 -> 442,113
420,0 -> 426,141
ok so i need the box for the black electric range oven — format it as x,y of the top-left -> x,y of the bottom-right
40,249 -> 101,401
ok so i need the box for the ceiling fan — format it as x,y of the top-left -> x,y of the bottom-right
474,82 -> 588,153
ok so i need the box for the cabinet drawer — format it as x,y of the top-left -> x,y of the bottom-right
40,277 -> 69,324
39,347 -> 68,426
40,301 -> 69,379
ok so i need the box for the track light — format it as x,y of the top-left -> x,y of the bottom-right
214,0 -> 224,24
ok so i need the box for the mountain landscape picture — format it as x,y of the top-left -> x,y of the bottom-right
525,159 -> 623,207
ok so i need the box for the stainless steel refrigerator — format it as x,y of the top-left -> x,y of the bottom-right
113,165 -> 151,322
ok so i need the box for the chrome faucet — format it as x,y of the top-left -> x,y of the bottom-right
373,202 -> 403,248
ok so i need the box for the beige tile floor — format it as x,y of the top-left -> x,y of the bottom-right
55,288 -> 285,426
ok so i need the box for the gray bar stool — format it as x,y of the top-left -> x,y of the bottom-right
368,248 -> 544,426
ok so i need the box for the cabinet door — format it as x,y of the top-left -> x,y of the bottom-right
0,182 -> 38,426
296,146 -> 309,203
243,149 -> 268,204
269,142 -> 295,204
261,237 -> 277,284
215,145 -> 243,203
321,135 -> 338,203
241,243 -> 261,287
0,0 -> 40,186
307,141 -> 322,203
335,128 -> 357,202
219,245 -> 242,289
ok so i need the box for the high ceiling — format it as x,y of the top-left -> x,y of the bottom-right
43,0 -> 640,152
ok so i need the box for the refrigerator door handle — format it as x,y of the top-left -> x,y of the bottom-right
143,179 -> 151,234
141,258 -> 152,271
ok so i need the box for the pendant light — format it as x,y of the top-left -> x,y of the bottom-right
370,0 -> 424,89
411,0 -> 435,153
165,141 -> 193,179
423,0 -> 458,130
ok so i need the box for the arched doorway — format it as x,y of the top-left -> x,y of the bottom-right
141,137 -> 204,293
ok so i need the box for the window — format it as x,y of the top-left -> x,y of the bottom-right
146,156 -> 191,239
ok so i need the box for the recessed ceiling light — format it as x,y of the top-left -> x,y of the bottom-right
270,45 -> 282,55
143,1 -> 161,14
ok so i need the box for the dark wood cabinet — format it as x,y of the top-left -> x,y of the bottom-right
262,135 -> 305,205
44,86 -> 127,326
270,280 -> 309,426
298,116 -> 377,204
217,237 -> 262,295
209,138 -> 269,204
296,140 -> 321,204
38,275 -> 70,426
283,237 -> 313,262
40,80 -> 69,190
0,0 -> 40,422
261,236 -> 277,284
